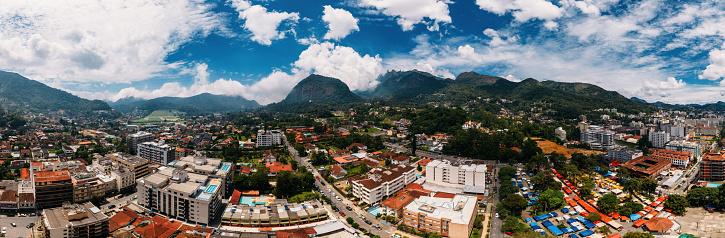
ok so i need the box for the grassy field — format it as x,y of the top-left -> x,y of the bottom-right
131,110 -> 185,124
534,139 -> 603,158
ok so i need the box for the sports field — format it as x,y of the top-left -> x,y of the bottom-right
131,110 -> 185,124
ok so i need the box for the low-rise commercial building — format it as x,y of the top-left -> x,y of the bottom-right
220,200 -> 327,227
621,156 -> 672,179
137,167 -> 224,225
352,164 -> 416,205
42,202 -> 110,238
651,149 -> 693,168
402,194 -> 478,238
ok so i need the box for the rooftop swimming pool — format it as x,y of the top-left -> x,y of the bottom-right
205,185 -> 218,193
221,164 -> 231,172
239,196 -> 270,206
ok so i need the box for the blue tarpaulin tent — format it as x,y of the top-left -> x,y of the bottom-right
547,226 -> 564,236
569,234 -> 580,238
561,208 -> 569,213
630,214 -> 642,221
567,219 -> 578,224
526,218 -> 533,223
579,230 -> 594,237
550,212 -> 559,217
542,220 -> 555,227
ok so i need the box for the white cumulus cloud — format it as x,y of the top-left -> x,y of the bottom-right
360,0 -> 452,31
0,0 -> 224,84
294,42 -> 384,91
230,0 -> 300,45
322,6 -> 359,40
700,46 -> 725,81
476,0 -> 563,22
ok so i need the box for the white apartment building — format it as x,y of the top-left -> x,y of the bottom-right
607,148 -> 643,163
127,131 -> 153,152
425,160 -> 486,187
555,127 -> 566,141
402,195 -> 479,238
649,131 -> 670,148
110,167 -> 135,192
137,167 -> 224,225
352,164 -> 416,205
666,140 -> 701,159
256,130 -> 282,147
167,156 -> 235,197
137,140 -> 175,165
580,128 -> 615,149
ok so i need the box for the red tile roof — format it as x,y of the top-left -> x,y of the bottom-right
268,165 -> 293,174
33,170 -> 71,183
433,192 -> 456,199
381,191 -> 416,210
109,210 -> 140,232
644,217 -> 674,232
331,165 -> 346,177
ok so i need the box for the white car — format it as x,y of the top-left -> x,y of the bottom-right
1,227 -> 6,235
495,213 -> 499,218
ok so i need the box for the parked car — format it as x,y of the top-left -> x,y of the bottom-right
108,205 -> 116,209
339,211 -> 346,217
365,220 -> 372,225
495,213 -> 499,218
9,223 -> 15,227
346,206 -> 353,211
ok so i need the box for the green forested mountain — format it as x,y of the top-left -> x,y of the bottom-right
281,74 -> 362,103
110,93 -> 260,114
0,70 -> 111,114
369,70 -> 453,99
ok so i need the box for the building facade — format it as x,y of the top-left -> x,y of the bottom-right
137,141 -> 175,165
107,153 -> 150,179
699,151 -> 725,181
607,148 -> 643,163
665,140 -> 701,159
137,167 -> 224,225
110,167 -> 135,192
127,131 -> 154,153
167,156 -> 235,197
33,170 -> 73,209
42,202 -> 110,238
403,195 -> 478,238
649,131 -> 670,148
352,164 -> 416,205
581,128 -> 615,149
71,171 -> 115,203
256,130 -> 282,148
651,149 -> 693,168
220,200 -> 328,227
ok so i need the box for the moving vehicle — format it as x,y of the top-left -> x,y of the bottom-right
9,223 -> 15,227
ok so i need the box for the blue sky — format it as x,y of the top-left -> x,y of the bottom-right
2,0 -> 725,105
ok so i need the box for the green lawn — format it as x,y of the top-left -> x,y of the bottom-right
360,128 -> 382,135
131,110 -> 185,124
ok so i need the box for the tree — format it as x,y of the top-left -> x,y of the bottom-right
686,187 -> 719,207
350,146 -> 359,153
623,231 -> 654,238
586,212 -> 601,222
274,171 -> 298,198
496,202 -> 513,218
233,174 -> 250,190
346,217 -> 354,224
532,171 -> 561,192
664,194 -> 689,215
598,194 -> 620,214
90,195 -> 101,207
616,167 -> 632,179
417,164 -> 422,172
501,216 -> 522,233
385,159 -> 392,167
502,194 -> 528,215
249,169 -> 271,192
351,223 -> 359,229
533,189 -> 564,213
499,166 -> 517,179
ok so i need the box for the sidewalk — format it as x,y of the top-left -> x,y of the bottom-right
480,204 -> 492,238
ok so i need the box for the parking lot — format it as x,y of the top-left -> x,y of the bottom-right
0,215 -> 40,238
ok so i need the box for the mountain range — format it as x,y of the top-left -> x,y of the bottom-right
109,93 -> 260,114
0,70 -> 111,114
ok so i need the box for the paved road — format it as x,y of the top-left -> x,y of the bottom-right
102,190 -> 139,212
285,138 -> 393,238
0,216 -> 40,238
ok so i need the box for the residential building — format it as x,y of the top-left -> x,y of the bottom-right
426,160 -> 486,186
402,194 -> 478,238
18,180 -> 35,211
167,156 -> 235,197
330,165 -> 347,180
110,167 -> 135,192
107,153 -> 149,179
137,140 -> 175,165
137,167 -> 224,225
666,140 -> 701,159
33,170 -> 73,209
699,151 -> 725,181
41,202 -> 110,238
581,128 -> 615,149
555,127 -> 566,141
651,149 -> 693,168
380,190 -> 419,218
220,200 -> 328,227
649,131 -> 670,148
621,156 -> 671,179
127,131 -> 154,153
256,130 -> 282,147
263,150 -> 277,162
607,148 -> 643,163
71,171 -> 115,203
352,164 -> 416,205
